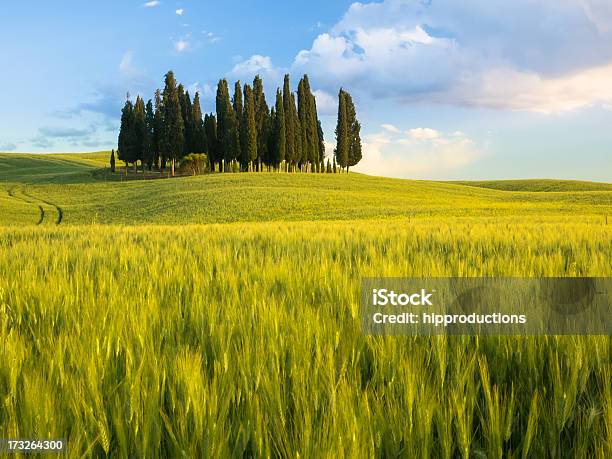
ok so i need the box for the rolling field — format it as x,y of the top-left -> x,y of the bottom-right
1,152 -> 611,457
1,153 -> 610,226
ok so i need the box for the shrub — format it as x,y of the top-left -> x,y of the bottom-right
180,153 -> 210,175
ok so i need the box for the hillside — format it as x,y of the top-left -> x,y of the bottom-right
450,179 -> 612,192
1,153 -> 611,226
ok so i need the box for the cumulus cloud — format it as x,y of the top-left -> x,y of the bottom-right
143,1 -> 160,7
229,55 -> 283,82
440,64 -> 612,113
313,89 -> 336,115
175,8 -> 184,16
354,127 -> 483,179
284,0 -> 612,113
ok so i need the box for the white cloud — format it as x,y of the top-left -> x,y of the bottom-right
381,123 -> 400,133
442,64 -> 612,113
407,128 -> 440,140
287,0 -> 612,113
174,40 -> 189,53
313,89 -> 336,115
354,127 -> 483,179
175,8 -> 184,16
143,1 -> 160,7
229,55 -> 283,82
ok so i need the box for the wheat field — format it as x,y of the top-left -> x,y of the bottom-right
0,153 -> 611,457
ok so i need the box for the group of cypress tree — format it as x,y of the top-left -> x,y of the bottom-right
117,70 -> 361,175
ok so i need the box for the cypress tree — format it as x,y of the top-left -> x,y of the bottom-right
204,113 -> 219,171
291,92 -> 301,171
334,89 -> 349,171
241,84 -> 257,171
216,79 -> 237,171
162,71 -> 185,175
153,89 -> 164,170
344,91 -> 362,172
110,149 -> 116,172
317,119 -> 325,165
192,92 -> 206,153
298,75 -> 320,170
267,107 -> 275,171
282,75 -> 295,171
118,96 -> 136,172
253,75 -> 270,171
144,99 -> 155,169
133,96 -> 147,172
297,78 -> 308,170
232,81 -> 243,167
179,86 -> 194,156
272,89 -> 286,169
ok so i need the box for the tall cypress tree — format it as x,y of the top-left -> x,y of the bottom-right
144,99 -> 155,170
153,89 -> 164,170
272,89 -> 285,168
282,75 -> 295,171
110,149 -> 116,172
204,113 -> 219,171
216,79 -> 237,171
267,107 -> 275,171
232,81 -> 243,167
192,92 -> 206,153
253,75 -> 270,171
118,96 -> 135,173
133,96 -> 147,172
162,70 -> 184,175
334,89 -> 349,171
308,78 -> 322,165
291,92 -> 302,171
344,91 -> 362,172
297,78 -> 309,170
317,119 -> 325,165
241,84 -> 257,171
297,75 -> 320,171
179,86 -> 194,156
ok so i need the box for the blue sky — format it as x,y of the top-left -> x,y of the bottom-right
1,0 -> 611,180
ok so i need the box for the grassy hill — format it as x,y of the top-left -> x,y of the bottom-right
1,153 -> 610,226
450,178 -> 612,192
1,152 -> 611,457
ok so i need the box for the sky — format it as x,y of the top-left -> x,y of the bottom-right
1,0 -> 611,181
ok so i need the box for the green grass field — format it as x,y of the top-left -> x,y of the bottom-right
1,152 -> 611,457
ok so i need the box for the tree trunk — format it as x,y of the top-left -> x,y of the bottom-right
171,159 -> 175,176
